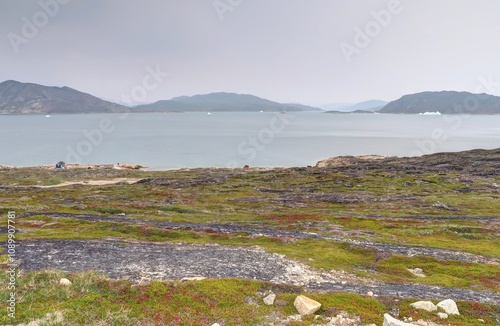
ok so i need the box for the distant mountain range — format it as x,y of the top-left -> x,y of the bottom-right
0,81 -> 322,114
2,80 -> 500,115
379,91 -> 500,114
321,100 -> 388,112
134,93 -> 322,112
0,80 -> 128,114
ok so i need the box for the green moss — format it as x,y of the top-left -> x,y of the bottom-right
376,256 -> 500,292
157,206 -> 198,214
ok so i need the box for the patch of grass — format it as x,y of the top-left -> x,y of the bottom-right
157,205 -> 198,214
376,256 -> 500,292
42,179 -> 62,186
331,217 -> 500,257
279,292 -> 386,324
265,239 -> 375,271
0,272 -> 271,325
1,269 -> 495,325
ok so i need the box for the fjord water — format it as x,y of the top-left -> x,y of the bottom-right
1,112 -> 499,169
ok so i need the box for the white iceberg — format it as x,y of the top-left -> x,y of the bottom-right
418,111 -> 441,115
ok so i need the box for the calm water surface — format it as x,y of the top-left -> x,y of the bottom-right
0,112 -> 499,169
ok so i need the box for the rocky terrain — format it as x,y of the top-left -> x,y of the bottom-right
0,148 -> 499,325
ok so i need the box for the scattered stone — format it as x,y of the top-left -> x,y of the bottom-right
432,201 -> 455,211
437,312 -> 448,319
275,299 -> 288,307
477,319 -> 485,323
436,299 -> 459,315
415,320 -> 428,326
244,296 -> 258,306
285,314 -> 302,322
293,295 -> 321,315
384,313 -> 413,326
211,324 -> 221,326
328,311 -> 361,325
410,301 -> 437,312
263,293 -> 276,305
407,268 -> 426,277
59,278 -> 72,286
389,307 -> 400,317
366,290 -> 374,297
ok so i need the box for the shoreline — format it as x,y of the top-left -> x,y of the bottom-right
0,163 -> 146,171
1,147 -> 499,172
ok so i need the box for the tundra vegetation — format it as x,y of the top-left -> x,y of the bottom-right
0,148 -> 499,325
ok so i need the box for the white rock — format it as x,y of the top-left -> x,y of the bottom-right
293,295 -> 321,315
263,293 -> 276,305
437,312 -> 448,319
407,268 -> 426,277
181,276 -> 206,282
367,291 -> 374,297
59,278 -> 72,286
211,324 -> 221,326
410,300 -> 437,312
437,299 -> 460,315
383,313 -> 414,326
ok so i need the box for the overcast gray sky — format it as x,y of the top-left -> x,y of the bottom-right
2,0 -> 500,106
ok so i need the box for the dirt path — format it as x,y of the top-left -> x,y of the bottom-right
21,212 -> 500,265
36,178 -> 142,188
5,239 -> 499,304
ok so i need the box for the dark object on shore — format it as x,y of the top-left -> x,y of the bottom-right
55,161 -> 66,169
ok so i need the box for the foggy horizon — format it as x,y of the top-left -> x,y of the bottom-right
2,0 -> 500,106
